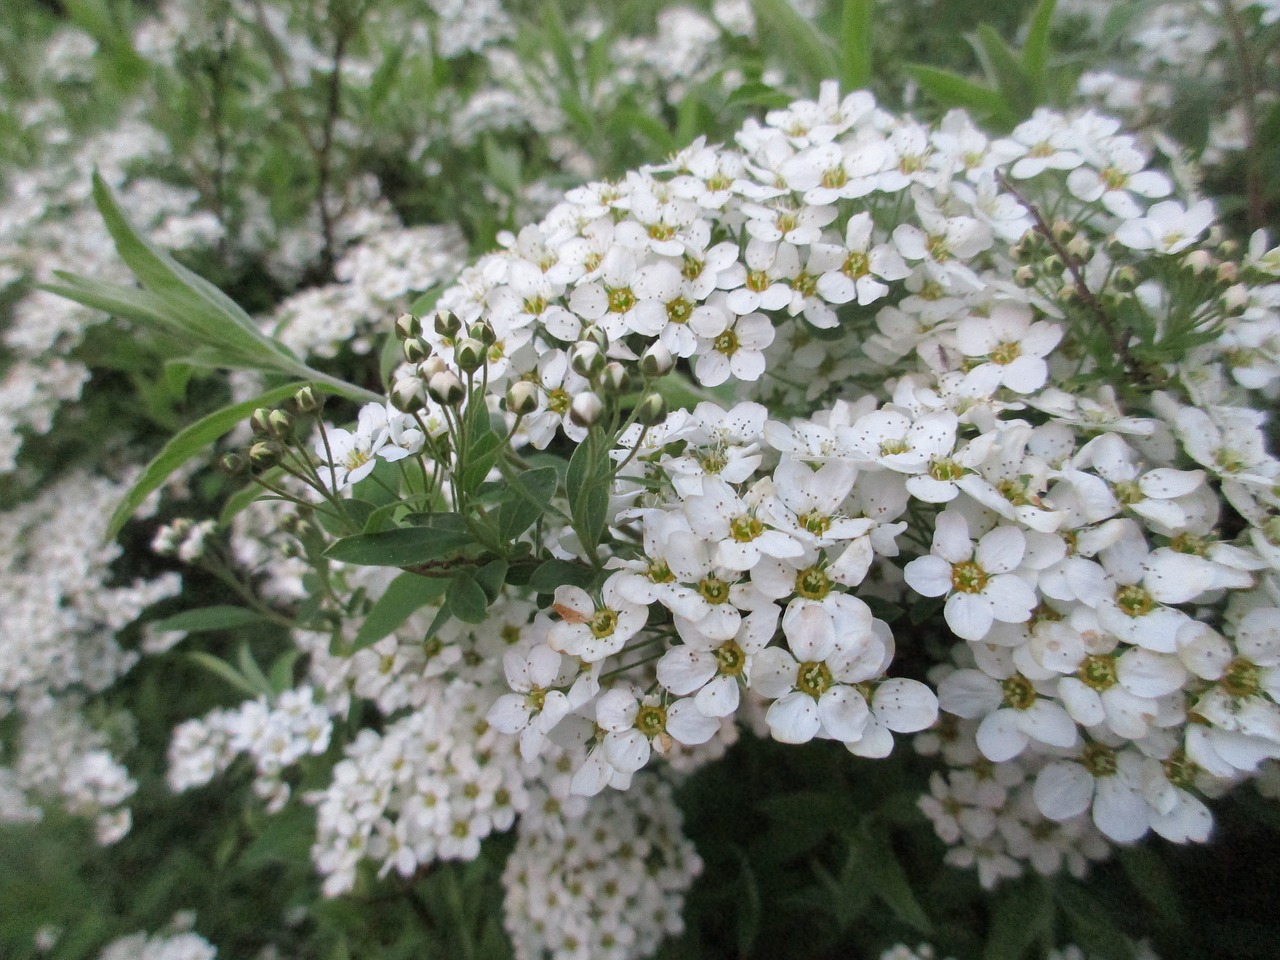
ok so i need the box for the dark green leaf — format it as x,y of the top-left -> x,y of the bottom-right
269,650 -> 302,693
106,381 -> 303,540
858,831 -> 933,934
237,644 -> 273,696
498,466 -> 559,542
1021,0 -> 1058,87
352,572 -> 448,651
905,64 -> 1015,127
1054,880 -> 1134,960
984,877 -> 1052,960
975,25 -> 1035,115
750,0 -> 839,87
148,605 -> 276,634
324,519 -> 477,566
566,427 -> 610,555
733,846 -> 761,955
448,572 -> 490,624
841,0 -> 875,91
528,558 -> 598,594
725,82 -> 795,110
462,430 -> 504,497
474,559 -> 509,603
186,652 -> 260,697
1117,845 -> 1182,928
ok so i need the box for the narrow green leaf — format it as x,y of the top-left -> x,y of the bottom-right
106,381 -> 303,540
751,0 -> 839,87
1021,0 -> 1058,88
733,846 -> 761,955
219,469 -> 283,527
42,273 -> 188,336
566,428 -> 610,555
841,0 -> 875,91
905,64 -> 1015,127
725,82 -> 794,110
186,653 -> 260,697
984,877 -> 1052,960
352,572 -> 448,651
269,650 -> 302,694
148,606 -> 276,635
497,466 -> 559,542
367,42 -> 405,110
859,832 -> 933,934
324,520 -> 477,567
975,25 -> 1035,116
237,644 -> 274,696
528,558 -> 598,594
1054,880 -> 1133,960
448,572 -> 490,624
1117,846 -> 1182,928
474,558 -> 509,603
461,430 -> 504,497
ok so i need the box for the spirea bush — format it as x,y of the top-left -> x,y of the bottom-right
6,2 -> 1280,960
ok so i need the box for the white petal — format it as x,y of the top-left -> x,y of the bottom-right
1017,699 -> 1079,748
1093,776 -> 1150,843
1034,761 -> 1093,821
872,678 -> 939,732
666,699 -> 721,744
818,686 -> 870,742
766,691 -> 822,744
976,709 -> 1029,762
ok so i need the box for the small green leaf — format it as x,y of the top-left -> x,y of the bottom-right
324,518 -> 477,566
528,558 -> 598,595
352,572 -> 448,651
1054,880 -> 1133,960
186,653 -> 260,697
975,24 -> 1035,116
984,877 -> 1052,960
237,644 -> 274,696
905,64 -> 1015,127
448,572 -> 490,624
269,650 -> 302,693
566,428 -> 610,556
462,430 -> 504,497
1021,0 -> 1058,88
750,0 -> 839,87
106,381 -> 304,540
148,606 -> 276,635
725,82 -> 795,110
841,0 -> 875,91
498,466 -> 559,542
473,558 -> 509,603
1117,845 -> 1182,928
858,831 -> 933,934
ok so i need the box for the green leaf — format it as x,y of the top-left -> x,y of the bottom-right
186,652 -> 260,697
984,877 -> 1052,960
367,42 -> 405,110
497,466 -> 559,542
1021,0 -> 1058,88
461,430 -> 504,497
219,468 -> 283,527
975,24 -> 1035,116
840,0 -> 875,91
324,517 -> 477,566
1054,880 -> 1133,960
269,650 -> 301,693
473,558 -> 509,603
566,427 -> 610,556
858,831 -> 933,934
148,605 -> 276,634
105,381 -> 303,540
352,572 -> 448,651
725,81 -> 795,110
904,65 -> 1015,127
732,846 -> 761,955
528,558 -> 598,594
751,0 -> 839,88
448,572 -> 490,624
1117,845 -> 1181,928
237,644 -> 273,696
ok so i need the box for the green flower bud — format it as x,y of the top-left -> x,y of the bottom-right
581,324 -> 609,352
395,313 -> 421,340
428,370 -> 466,406
1014,265 -> 1036,288
1051,219 -> 1075,245
469,321 -> 497,346
455,337 -> 487,373
250,407 -> 273,437
418,357 -> 448,381
1182,249 -> 1212,274
599,361 -> 631,394
390,379 -> 426,413
633,392 -> 667,426
570,341 -> 606,379
1217,261 -> 1239,284
291,385 -> 322,414
1065,235 -> 1091,261
219,453 -> 247,476
403,337 -> 431,364
248,441 -> 281,469
434,310 -> 462,337
506,380 -> 540,416
569,392 -> 602,427
639,342 -> 674,378
1113,265 -> 1138,291
268,409 -> 294,439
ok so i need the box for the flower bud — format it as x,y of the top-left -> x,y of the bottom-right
434,310 -> 462,337
569,391 -> 602,427
1055,284 -> 1078,304
219,452 -> 247,476
1217,261 -> 1239,284
1065,235 -> 1091,261
633,392 -> 667,426
418,356 -> 448,381
1051,219 -> 1075,245
1112,265 -> 1138,292
1218,239 -> 1239,259
390,379 -> 426,414
506,380 -> 540,416
428,370 -> 466,406
599,361 -> 631,394
1042,254 -> 1063,274
403,337 -> 431,364
248,441 -> 281,469
1013,265 -> 1036,288
639,342 -> 674,379
570,340 -> 606,379
291,385 -> 322,414
1182,249 -> 1212,274
395,313 -> 421,340
250,407 -> 273,437
268,409 -> 294,439
469,321 -> 497,346
1222,284 -> 1249,315
455,337 -> 487,373
581,324 -> 609,352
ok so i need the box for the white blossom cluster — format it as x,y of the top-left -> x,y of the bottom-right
0,470 -> 181,839
502,773 -> 701,960
97,926 -> 217,960
167,687 -> 332,812
295,82 -> 1280,885
269,223 -> 467,359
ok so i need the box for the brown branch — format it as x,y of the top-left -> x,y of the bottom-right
996,170 -> 1153,386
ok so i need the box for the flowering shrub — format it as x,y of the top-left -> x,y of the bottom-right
6,2 -> 1280,959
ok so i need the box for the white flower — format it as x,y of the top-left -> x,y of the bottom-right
487,645 -> 575,761
814,212 -> 910,307
953,303 -> 1063,395
546,577 -> 648,663
938,667 -> 1078,761
1114,199 -> 1216,254
693,311 -> 775,386
597,688 -> 719,773
682,476 -> 804,571
903,513 -> 1039,641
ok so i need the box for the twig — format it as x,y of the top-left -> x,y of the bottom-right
1220,0 -> 1267,232
996,170 -> 1152,386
